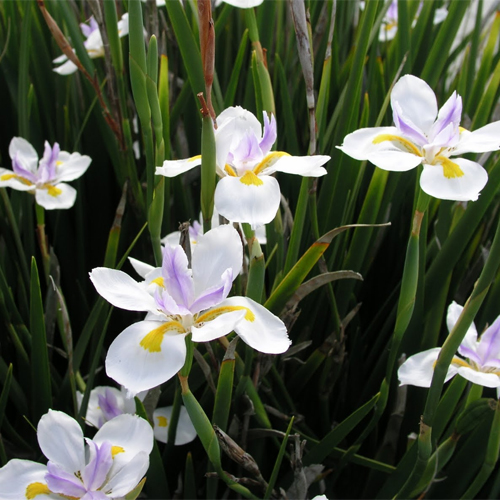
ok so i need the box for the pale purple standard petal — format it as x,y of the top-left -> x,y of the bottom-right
231,132 -> 262,170
81,440 -> 112,490
476,316 -> 500,367
97,389 -> 123,422
12,154 -> 37,183
189,268 -> 233,314
45,461 -> 87,497
392,101 -> 429,147
456,346 -> 482,366
430,92 -> 462,142
162,245 -> 195,310
38,141 -> 60,183
259,113 -> 277,155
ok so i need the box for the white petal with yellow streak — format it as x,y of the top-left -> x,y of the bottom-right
214,174 -> 280,228
398,348 -> 458,387
0,169 -> 34,191
93,414 -> 153,483
106,320 -> 188,396
35,182 -> 76,210
222,296 -> 290,354
192,308 -> 247,343
54,152 -> 92,183
0,460 -> 57,499
153,406 -> 197,445
337,126 -> 423,171
420,158 -> 488,201
155,156 -> 201,178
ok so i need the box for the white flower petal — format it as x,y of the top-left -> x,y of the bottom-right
155,156 -> 201,177
0,460 -> 57,499
37,410 -> 86,473
153,406 -> 197,445
192,309 -> 246,342
456,366 -> 500,388
398,348 -> 458,387
338,126 -> 422,171
265,155 -> 330,177
217,0 -> 264,7
192,225 -> 242,295
102,451 -> 149,497
80,386 -> 126,428
419,158 -> 488,201
53,60 -> 78,75
94,413 -> 153,477
128,257 -> 156,280
391,75 -> 438,135
89,268 -> 158,313
54,153 -> 92,182
106,320 -> 187,396
446,301 -> 478,351
214,174 -> 281,228
53,53 -> 68,64
223,296 -> 290,354
452,121 -> 500,155
9,137 -> 39,172
35,183 -> 77,210
215,106 -> 263,170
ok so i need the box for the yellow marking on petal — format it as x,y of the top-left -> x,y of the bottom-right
196,305 -> 255,324
225,164 -> 237,176
437,156 -> 464,179
1,173 -> 17,181
189,155 -> 202,162
372,134 -> 422,157
46,185 -> 63,197
253,151 -> 291,175
0,173 -> 33,186
152,277 -> 165,288
56,160 -> 63,166
112,445 -> 125,458
450,357 -> 471,369
240,170 -> 264,186
25,482 -> 51,499
140,321 -> 186,353
459,126 -> 468,133
157,415 -> 168,427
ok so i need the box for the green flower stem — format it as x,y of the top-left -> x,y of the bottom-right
461,400 -> 500,499
385,189 -> 430,382
179,334 -> 194,378
179,374 -> 259,499
396,213 -> 500,499
246,236 -> 265,303
465,383 -> 483,407
34,203 -> 50,282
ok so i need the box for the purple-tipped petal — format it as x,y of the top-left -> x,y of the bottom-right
392,101 -> 429,147
430,92 -> 462,142
259,113 -> 277,155
45,462 -> 87,497
97,389 -> 123,422
189,268 -> 233,314
476,316 -> 500,367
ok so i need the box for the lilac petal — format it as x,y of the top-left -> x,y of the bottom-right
231,132 -> 262,169
12,154 -> 37,183
97,388 -> 123,422
259,113 -> 277,156
81,440 -> 112,490
45,462 -> 87,497
392,101 -> 429,147
162,245 -> 195,309
429,122 -> 459,149
476,316 -> 500,367
38,142 -> 60,183
430,92 -> 462,143
456,345 -> 482,366
81,492 -> 108,500
154,287 -> 191,316
189,269 -> 233,314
